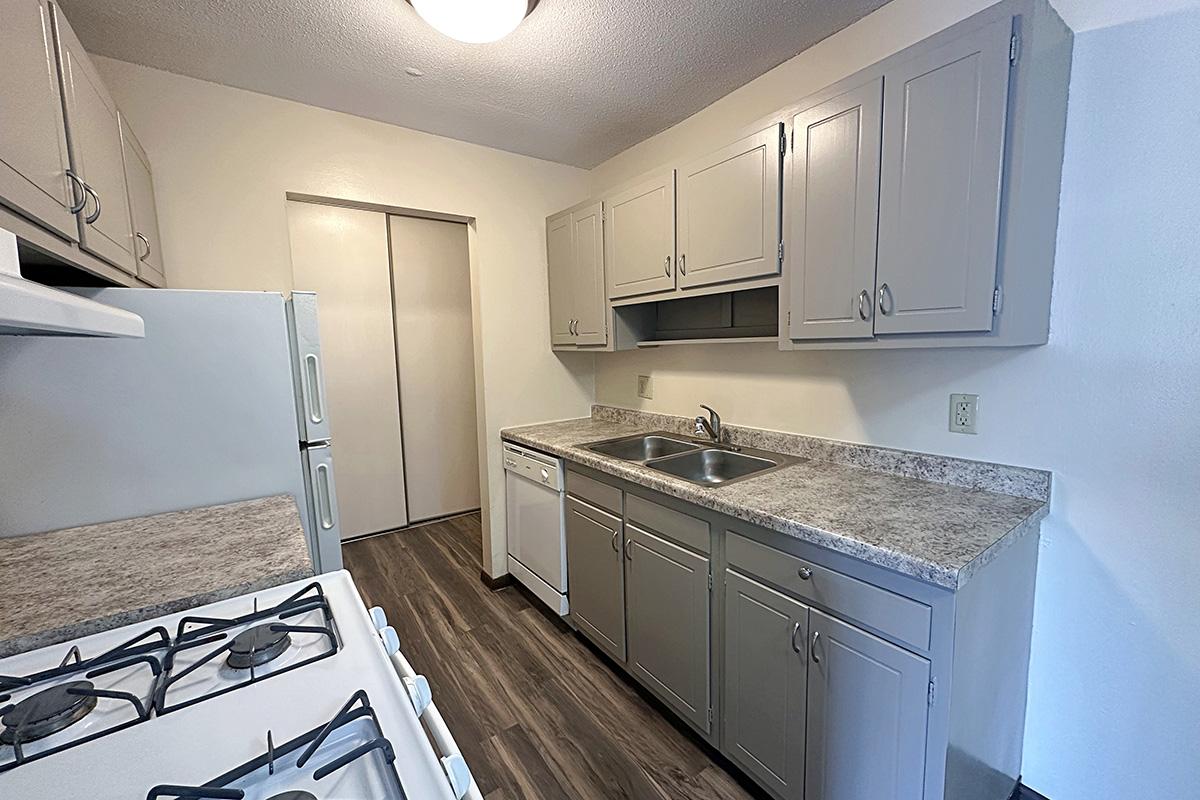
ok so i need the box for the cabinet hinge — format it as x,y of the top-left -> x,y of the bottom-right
778,240 -> 785,263
992,286 -> 1004,315
787,311 -> 791,326
1009,33 -> 1020,64
790,129 -> 795,152
708,708 -> 713,726
927,678 -> 937,707
707,573 -> 713,591
780,133 -> 787,155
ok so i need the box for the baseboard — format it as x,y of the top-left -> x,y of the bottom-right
479,570 -> 514,591
1012,781 -> 1050,800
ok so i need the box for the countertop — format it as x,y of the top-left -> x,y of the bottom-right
0,495 -> 313,658
502,411 -> 1049,590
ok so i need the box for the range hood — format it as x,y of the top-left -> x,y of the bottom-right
0,227 -> 144,337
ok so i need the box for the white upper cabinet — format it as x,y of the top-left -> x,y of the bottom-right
53,3 -> 136,274
787,79 -> 883,340
546,199 -> 607,347
604,170 -> 676,299
119,115 -> 166,287
0,0 -> 77,241
677,123 -> 783,289
874,18 -> 1013,335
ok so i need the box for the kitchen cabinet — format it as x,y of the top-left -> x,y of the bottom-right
52,3 -> 136,274
723,569 -> 809,800
564,496 -> 626,661
805,609 -> 930,800
677,123 -> 783,290
787,78 -> 882,340
119,115 -> 166,287
874,18 -> 1012,335
547,200 -> 606,347
0,0 -> 77,242
625,522 -> 710,732
603,170 -> 676,299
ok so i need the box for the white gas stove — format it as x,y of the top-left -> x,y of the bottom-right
0,571 -> 481,800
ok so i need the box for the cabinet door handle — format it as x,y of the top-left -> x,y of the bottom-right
679,253 -> 687,275
65,170 -> 87,213
664,256 -> 671,277
857,289 -> 871,321
610,529 -> 619,553
83,184 -> 101,224
791,622 -> 802,655
136,232 -> 151,262
878,283 -> 892,316
811,630 -> 821,663
624,539 -> 634,561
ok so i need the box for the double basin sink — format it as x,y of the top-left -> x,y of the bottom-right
584,432 -> 794,487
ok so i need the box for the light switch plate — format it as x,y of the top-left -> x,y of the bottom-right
949,393 -> 979,434
637,375 -> 653,400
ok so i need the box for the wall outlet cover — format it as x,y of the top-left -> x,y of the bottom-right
949,393 -> 979,434
637,375 -> 653,400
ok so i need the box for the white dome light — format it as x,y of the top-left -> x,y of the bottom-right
409,0 -> 536,44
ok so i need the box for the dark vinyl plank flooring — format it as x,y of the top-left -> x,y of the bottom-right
343,513 -> 763,800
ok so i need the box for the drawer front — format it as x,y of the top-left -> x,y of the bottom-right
627,494 -> 710,554
566,470 -> 623,515
726,533 -> 931,651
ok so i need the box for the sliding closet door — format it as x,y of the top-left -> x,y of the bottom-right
388,215 -> 481,522
287,201 -> 409,537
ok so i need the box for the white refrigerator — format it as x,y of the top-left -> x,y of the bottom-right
0,287 -> 343,571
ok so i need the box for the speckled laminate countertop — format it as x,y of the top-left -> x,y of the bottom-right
0,495 -> 313,658
502,407 -> 1050,590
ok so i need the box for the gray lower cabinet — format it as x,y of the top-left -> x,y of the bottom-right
0,0 -> 76,242
565,496 -> 626,661
805,609 -> 931,800
625,523 -> 711,732
723,569 -> 809,800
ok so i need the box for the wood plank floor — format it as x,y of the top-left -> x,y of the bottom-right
343,513 -> 766,800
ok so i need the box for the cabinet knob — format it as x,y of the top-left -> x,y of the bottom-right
857,289 -> 871,321
664,256 -> 672,277
878,283 -> 893,316
83,184 -> 101,224
610,530 -> 619,553
679,253 -> 687,275
791,621 -> 802,654
811,630 -> 821,663
65,170 -> 87,214
797,567 -> 813,580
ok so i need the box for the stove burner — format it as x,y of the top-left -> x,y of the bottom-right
266,793 -> 318,800
226,624 -> 292,669
0,681 -> 98,745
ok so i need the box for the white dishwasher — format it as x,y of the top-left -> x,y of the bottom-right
504,442 -> 568,615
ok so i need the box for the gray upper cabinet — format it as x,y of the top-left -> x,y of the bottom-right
874,18 -> 1013,335
787,79 -> 883,340
604,170 -> 676,299
805,609 -> 930,800
546,210 -> 575,345
565,496 -> 626,661
723,569 -> 809,800
677,123 -> 783,290
53,3 -> 136,274
625,523 -> 710,732
0,0 -> 77,242
119,115 -> 166,287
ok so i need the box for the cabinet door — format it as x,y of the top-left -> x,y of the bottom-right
723,570 -> 808,800
565,497 -> 626,661
120,115 -> 165,286
788,79 -> 882,340
875,18 -> 1012,334
604,170 -> 676,299
626,524 -> 710,732
0,0 -> 76,241
805,610 -> 930,800
677,123 -> 782,289
53,5 -> 136,273
571,201 -> 607,346
546,210 -> 575,345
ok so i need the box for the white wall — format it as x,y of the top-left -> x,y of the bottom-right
94,58 -> 594,575
588,1 -> 1200,797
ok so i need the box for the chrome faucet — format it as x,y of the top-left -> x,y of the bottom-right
695,405 -> 722,443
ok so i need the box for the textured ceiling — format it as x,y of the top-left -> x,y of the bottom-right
56,0 -> 891,167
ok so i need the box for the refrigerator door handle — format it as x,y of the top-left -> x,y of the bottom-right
304,353 -> 325,425
315,462 -> 335,529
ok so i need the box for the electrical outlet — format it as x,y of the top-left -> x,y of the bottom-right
637,375 -> 653,400
949,393 -> 979,434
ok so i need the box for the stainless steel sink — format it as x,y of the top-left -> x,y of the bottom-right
586,433 -> 700,462
647,448 -> 782,486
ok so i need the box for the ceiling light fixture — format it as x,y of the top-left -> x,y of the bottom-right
406,0 -> 539,44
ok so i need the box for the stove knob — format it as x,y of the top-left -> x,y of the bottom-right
403,674 -> 432,716
369,606 -> 388,630
380,625 -> 400,655
441,754 -> 473,799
